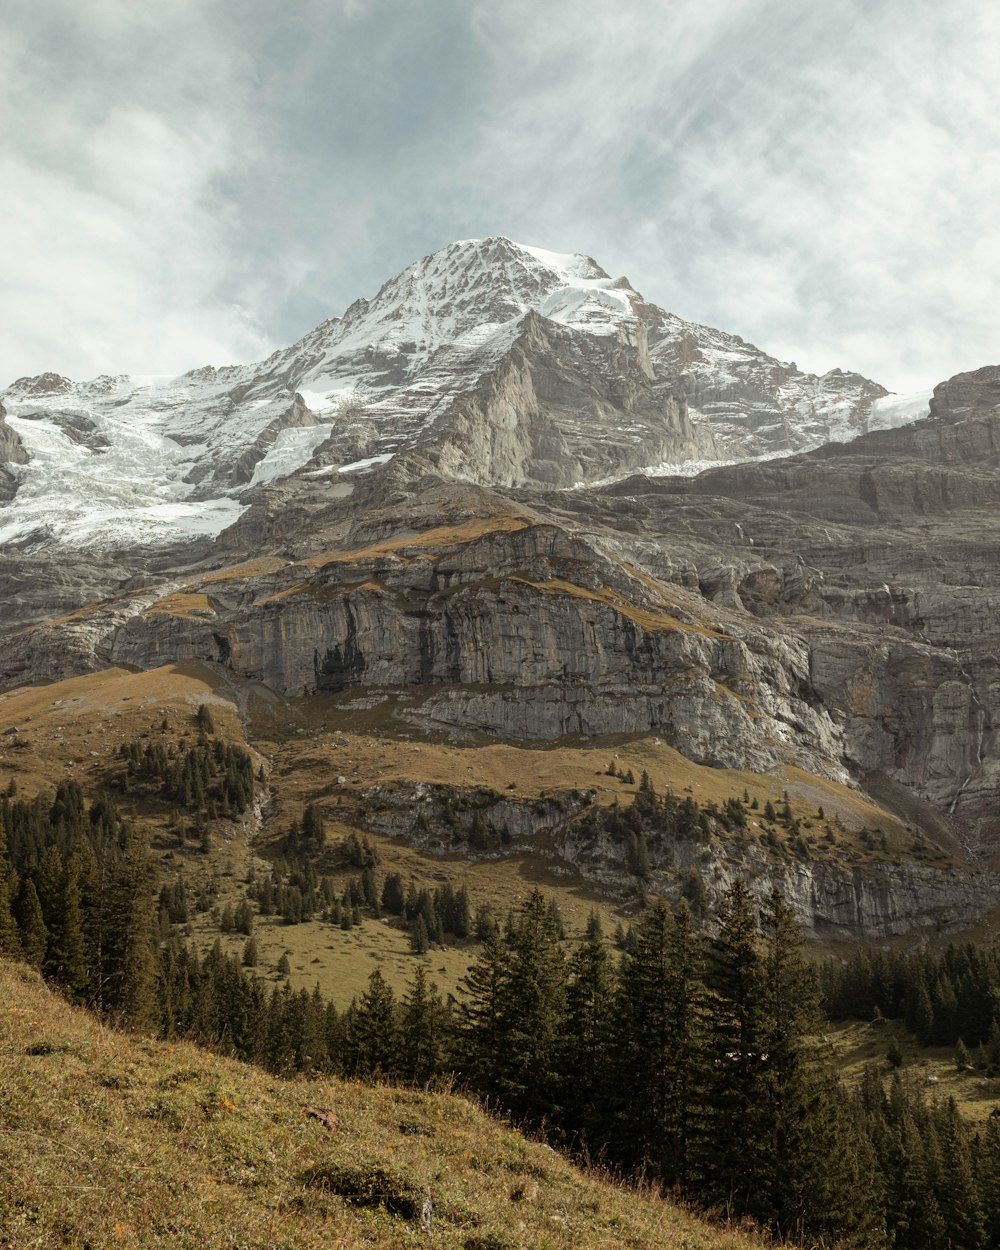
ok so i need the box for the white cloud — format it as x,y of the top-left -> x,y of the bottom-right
2,0 -> 999,392
0,1 -> 270,381
459,0 -> 1000,390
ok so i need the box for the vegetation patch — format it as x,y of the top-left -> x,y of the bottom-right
144,591 -> 215,619
304,1158 -> 423,1218
514,576 -> 729,637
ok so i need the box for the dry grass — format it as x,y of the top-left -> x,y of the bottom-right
301,515 -> 530,568
258,722 -> 915,856
513,578 -> 728,638
199,557 -> 289,584
0,663 -> 247,800
144,593 -> 215,619
0,959 -> 786,1250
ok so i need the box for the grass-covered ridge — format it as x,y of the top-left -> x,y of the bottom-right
0,958 -> 780,1250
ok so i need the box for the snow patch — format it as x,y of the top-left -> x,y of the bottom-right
247,424 -> 333,488
867,389 -> 932,432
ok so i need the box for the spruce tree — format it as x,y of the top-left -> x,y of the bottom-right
612,899 -> 700,1186
0,863 -> 22,958
104,834 -> 157,1030
756,887 -> 882,1243
488,889 -> 567,1124
457,931 -> 511,1097
347,969 -> 397,1078
559,913 -> 614,1146
399,965 -> 448,1085
693,878 -> 764,1214
14,878 -> 48,968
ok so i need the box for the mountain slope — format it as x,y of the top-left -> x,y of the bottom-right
0,958 -> 781,1250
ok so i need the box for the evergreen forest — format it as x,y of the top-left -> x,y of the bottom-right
3,756 -> 1000,1249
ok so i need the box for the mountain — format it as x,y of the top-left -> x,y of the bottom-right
1,237 -> 998,941
0,237 -> 919,552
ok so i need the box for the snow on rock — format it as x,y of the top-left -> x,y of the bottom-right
248,423 -> 334,488
1,235 -> 919,550
867,389 -> 932,432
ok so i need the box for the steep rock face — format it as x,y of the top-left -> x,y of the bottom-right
0,400 -> 28,503
402,311 -> 711,488
1,520 -> 844,780
648,315 -> 892,459
577,364 -> 1000,845
362,779 -> 999,939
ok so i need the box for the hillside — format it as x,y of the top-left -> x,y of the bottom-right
0,958 -> 779,1250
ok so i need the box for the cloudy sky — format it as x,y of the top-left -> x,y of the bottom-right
3,0 -> 998,392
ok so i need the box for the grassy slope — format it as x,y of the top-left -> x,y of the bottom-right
830,1017 -> 1000,1123
0,960 -> 780,1250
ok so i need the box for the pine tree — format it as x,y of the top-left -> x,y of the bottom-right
693,878 -> 764,1214
977,1116 -> 1000,1250
346,969 -> 397,1078
47,851 -> 89,999
399,965 -> 448,1085
107,835 -> 157,1031
0,862 -> 22,958
410,915 -> 429,955
935,1098 -> 984,1250
612,899 -> 699,1186
457,932 -> 511,1096
559,913 -> 614,1146
488,889 -> 567,1124
302,802 -> 325,848
756,887 -> 881,1243
14,878 -> 48,968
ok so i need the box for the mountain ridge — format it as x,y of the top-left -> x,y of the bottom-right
0,236 -> 919,552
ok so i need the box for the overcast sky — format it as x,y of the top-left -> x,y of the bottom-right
3,0 -> 998,393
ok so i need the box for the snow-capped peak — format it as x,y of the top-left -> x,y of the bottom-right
1,234 -> 917,552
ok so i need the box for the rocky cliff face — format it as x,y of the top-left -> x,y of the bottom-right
360,778 -> 999,940
1,516 -> 844,783
0,400 -> 28,503
563,365 -> 1000,851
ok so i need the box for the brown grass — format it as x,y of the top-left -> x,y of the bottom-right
199,557 -> 289,584
831,1018 -> 1000,1123
0,663 -> 247,800
144,592 -> 214,619
302,515 -> 531,568
514,578 -> 728,638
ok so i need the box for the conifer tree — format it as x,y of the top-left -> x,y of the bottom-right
612,899 -> 699,1186
559,913 -> 614,1146
399,965 -> 448,1085
346,969 -> 397,1078
14,878 -> 48,968
458,931 -> 511,1095
104,834 -> 157,1030
756,887 -> 881,1243
488,889 -> 567,1123
0,862 -> 22,958
46,851 -> 89,999
693,878 -> 764,1213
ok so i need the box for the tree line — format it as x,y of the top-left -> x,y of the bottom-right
822,944 -> 1000,1066
5,766 -> 1000,1248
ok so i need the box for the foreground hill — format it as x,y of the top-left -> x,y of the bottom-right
0,959 -> 779,1250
